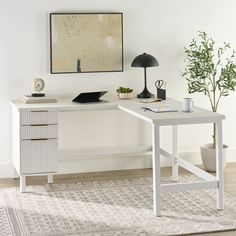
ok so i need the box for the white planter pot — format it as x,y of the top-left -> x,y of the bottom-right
117,92 -> 132,99
200,143 -> 228,172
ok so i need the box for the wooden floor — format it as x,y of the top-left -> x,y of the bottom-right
1,163 -> 236,236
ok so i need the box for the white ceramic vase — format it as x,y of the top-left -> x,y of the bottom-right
200,143 -> 228,172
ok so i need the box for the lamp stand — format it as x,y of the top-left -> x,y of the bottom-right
137,68 -> 154,98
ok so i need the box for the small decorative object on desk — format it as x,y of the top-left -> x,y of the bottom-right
32,78 -> 45,97
116,87 -> 133,99
155,79 -> 166,100
21,78 -> 57,103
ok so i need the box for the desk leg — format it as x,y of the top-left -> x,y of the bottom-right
48,174 -> 53,184
20,176 -> 26,193
216,120 -> 224,210
172,125 -> 178,182
152,124 -> 161,216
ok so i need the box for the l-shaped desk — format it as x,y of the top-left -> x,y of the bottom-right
11,97 -> 225,216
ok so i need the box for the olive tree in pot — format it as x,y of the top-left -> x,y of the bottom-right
182,31 -> 236,172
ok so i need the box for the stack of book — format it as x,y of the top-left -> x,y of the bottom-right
21,95 -> 57,104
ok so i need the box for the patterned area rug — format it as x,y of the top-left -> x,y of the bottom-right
1,175 -> 236,236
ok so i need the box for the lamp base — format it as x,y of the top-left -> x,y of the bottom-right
137,88 -> 154,98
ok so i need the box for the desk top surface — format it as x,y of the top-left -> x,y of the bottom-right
10,96 -> 135,111
11,97 -> 225,125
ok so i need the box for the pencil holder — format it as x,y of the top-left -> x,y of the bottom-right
157,88 -> 166,100
155,80 -> 166,100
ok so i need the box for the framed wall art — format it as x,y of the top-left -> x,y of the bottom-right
50,13 -> 123,74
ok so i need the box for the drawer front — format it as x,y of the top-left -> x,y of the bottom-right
20,139 -> 57,174
20,111 -> 57,125
20,125 -> 57,139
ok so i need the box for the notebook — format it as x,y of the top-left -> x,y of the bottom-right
142,105 -> 178,113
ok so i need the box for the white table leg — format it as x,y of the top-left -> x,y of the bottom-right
216,120 -> 224,210
172,125 -> 178,181
20,176 -> 26,193
152,123 -> 161,216
48,174 -> 53,184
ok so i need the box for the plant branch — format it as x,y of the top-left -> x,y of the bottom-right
215,90 -> 224,111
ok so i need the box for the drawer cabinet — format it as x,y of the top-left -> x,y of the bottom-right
12,109 -> 58,177
12,106 -> 58,192
20,139 -> 57,174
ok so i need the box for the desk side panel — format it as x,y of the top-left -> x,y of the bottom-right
12,105 -> 20,174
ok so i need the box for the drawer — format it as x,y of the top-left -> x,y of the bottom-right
20,125 -> 57,139
20,111 -> 57,125
20,139 -> 57,174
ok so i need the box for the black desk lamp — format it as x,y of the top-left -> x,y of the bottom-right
131,52 -> 159,98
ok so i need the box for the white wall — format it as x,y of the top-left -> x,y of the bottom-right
1,0 -> 236,177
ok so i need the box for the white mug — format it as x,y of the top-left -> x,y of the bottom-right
182,98 -> 193,112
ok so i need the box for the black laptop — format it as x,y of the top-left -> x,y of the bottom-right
72,91 -> 108,103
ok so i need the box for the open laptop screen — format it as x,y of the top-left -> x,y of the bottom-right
72,91 -> 107,103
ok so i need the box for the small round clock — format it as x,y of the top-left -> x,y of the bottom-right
32,78 -> 45,97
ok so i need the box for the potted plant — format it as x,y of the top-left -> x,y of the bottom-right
116,87 -> 133,99
182,31 -> 236,171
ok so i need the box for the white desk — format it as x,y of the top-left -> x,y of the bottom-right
11,98 -> 225,216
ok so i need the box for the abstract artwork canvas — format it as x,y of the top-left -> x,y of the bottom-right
50,13 -> 123,74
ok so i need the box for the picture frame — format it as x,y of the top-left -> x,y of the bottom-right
50,13 -> 123,74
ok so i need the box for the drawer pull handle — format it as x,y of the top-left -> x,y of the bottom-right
30,110 -> 48,113
31,138 -> 48,141
30,124 -> 49,127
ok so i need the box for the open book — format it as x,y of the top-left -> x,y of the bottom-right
142,105 -> 178,113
